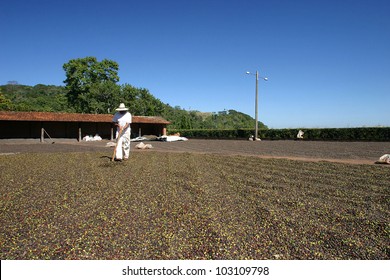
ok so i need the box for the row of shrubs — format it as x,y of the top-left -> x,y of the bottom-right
168,127 -> 390,141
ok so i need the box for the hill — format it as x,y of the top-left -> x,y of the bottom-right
0,83 -> 267,130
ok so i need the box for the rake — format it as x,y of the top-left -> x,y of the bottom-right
111,127 -> 123,161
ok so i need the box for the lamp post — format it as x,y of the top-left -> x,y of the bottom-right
246,71 -> 268,140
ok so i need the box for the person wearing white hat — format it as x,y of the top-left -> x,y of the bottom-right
112,103 -> 132,161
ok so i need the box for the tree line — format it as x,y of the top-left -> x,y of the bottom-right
0,57 -> 267,130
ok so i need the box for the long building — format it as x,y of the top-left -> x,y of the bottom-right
0,111 -> 170,141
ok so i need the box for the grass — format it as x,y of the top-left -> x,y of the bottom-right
0,151 -> 389,259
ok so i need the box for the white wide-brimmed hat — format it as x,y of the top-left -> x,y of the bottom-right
115,103 -> 128,111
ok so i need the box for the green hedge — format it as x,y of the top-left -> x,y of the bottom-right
168,129 -> 251,139
168,127 -> 390,141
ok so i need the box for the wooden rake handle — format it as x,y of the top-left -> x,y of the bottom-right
111,127 -> 123,161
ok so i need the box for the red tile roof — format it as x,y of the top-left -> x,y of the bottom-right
0,111 -> 170,124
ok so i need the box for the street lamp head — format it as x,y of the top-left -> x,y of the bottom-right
246,71 -> 251,74
263,77 -> 268,81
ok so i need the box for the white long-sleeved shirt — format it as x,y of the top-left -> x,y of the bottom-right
112,111 -> 132,134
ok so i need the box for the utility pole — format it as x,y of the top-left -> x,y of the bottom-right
246,70 -> 268,140
255,71 -> 259,140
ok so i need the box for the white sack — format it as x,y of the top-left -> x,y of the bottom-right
135,142 -> 153,149
378,154 -> 390,164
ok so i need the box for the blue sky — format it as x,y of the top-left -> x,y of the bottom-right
1,0 -> 389,128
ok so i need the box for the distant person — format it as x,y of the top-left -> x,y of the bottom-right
112,103 -> 132,161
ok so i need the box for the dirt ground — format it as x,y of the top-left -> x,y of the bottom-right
1,138 -> 389,165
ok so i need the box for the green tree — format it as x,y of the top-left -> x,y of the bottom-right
0,89 -> 12,110
86,81 -> 121,113
63,57 -> 119,112
121,84 -> 166,116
